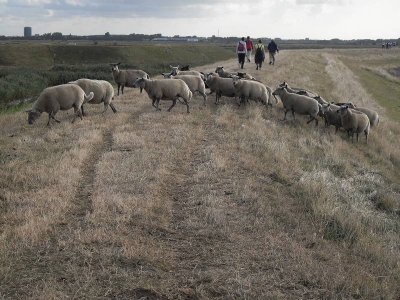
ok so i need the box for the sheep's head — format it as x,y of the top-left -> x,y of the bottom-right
278,81 -> 288,88
133,77 -> 146,93
215,66 -> 224,74
110,62 -> 121,72
337,105 -> 350,116
161,73 -> 172,79
26,109 -> 41,125
320,103 -> 331,115
169,65 -> 179,76
232,75 -> 240,86
272,86 -> 285,96
179,65 -> 190,71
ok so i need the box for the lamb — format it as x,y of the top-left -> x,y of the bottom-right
162,74 -> 207,106
335,102 -> 379,127
232,78 -> 275,106
337,105 -> 370,143
69,78 -> 117,115
27,84 -> 94,126
272,86 -> 321,126
169,65 -> 204,80
110,63 -> 149,95
133,78 -> 192,113
205,73 -> 236,104
319,103 -> 342,133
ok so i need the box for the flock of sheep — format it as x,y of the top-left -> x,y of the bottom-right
26,63 -> 379,143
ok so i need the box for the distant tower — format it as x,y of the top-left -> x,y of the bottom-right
24,27 -> 32,38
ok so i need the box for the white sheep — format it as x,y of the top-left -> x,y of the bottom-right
162,74 -> 207,106
272,86 -> 321,125
169,65 -> 204,80
133,78 -> 192,113
205,74 -> 236,104
110,63 -> 149,95
232,78 -> 275,106
69,78 -> 116,115
337,105 -> 370,143
27,84 -> 94,126
337,103 -> 379,127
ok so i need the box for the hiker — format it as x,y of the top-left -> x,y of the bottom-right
236,37 -> 247,69
254,39 -> 265,70
267,39 -> 279,65
245,36 -> 253,62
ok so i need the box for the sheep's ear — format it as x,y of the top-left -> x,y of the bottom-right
117,62 -> 121,65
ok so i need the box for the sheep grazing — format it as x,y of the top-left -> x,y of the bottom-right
163,74 -> 207,106
205,74 -> 236,104
110,63 -> 149,95
27,84 -> 94,126
69,78 -> 117,115
169,65 -> 204,80
336,102 -> 380,127
133,78 -> 192,113
319,103 -> 342,133
272,86 -> 321,126
232,78 -> 274,106
337,105 -> 370,143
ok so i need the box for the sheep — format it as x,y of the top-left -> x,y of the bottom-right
69,78 -> 116,115
27,84 -> 94,126
205,73 -> 236,104
313,95 -> 329,105
169,65 -> 204,80
215,66 -> 235,78
272,86 -> 321,126
335,102 -> 379,127
278,81 -> 317,97
232,78 -> 275,106
110,63 -> 149,95
133,77 -> 192,113
319,103 -> 342,133
162,74 -> 207,106
179,65 -> 190,71
337,105 -> 370,143
237,72 -> 258,81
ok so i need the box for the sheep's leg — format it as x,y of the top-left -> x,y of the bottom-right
102,103 -> 109,114
167,98 -> 177,112
47,114 -> 52,127
152,98 -> 157,108
156,99 -> 161,111
365,131 -> 368,143
81,105 -> 87,117
283,109 -> 289,120
110,103 -> 117,113
201,92 -> 207,106
184,99 -> 190,113
117,84 -> 121,96
356,132 -> 359,142
121,84 -> 125,95
335,126 -> 339,134
291,109 -> 296,120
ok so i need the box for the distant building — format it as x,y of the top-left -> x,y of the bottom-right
24,27 -> 32,38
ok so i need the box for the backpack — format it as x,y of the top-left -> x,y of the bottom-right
237,42 -> 244,52
255,45 -> 263,56
246,40 -> 253,49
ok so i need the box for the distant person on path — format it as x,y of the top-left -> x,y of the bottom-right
254,39 -> 265,70
267,39 -> 279,65
236,37 -> 247,69
245,36 -> 254,62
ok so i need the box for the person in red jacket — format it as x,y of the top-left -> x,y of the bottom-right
245,36 -> 254,62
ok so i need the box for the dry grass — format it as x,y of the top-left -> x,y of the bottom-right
1,49 -> 399,299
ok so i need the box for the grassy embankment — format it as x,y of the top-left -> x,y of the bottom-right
0,43 -> 233,110
0,48 -> 399,299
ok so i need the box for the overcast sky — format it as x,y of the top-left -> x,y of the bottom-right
0,0 -> 399,39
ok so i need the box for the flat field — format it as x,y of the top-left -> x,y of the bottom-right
0,47 -> 399,299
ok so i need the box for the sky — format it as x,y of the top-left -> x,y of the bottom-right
0,0 -> 399,40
